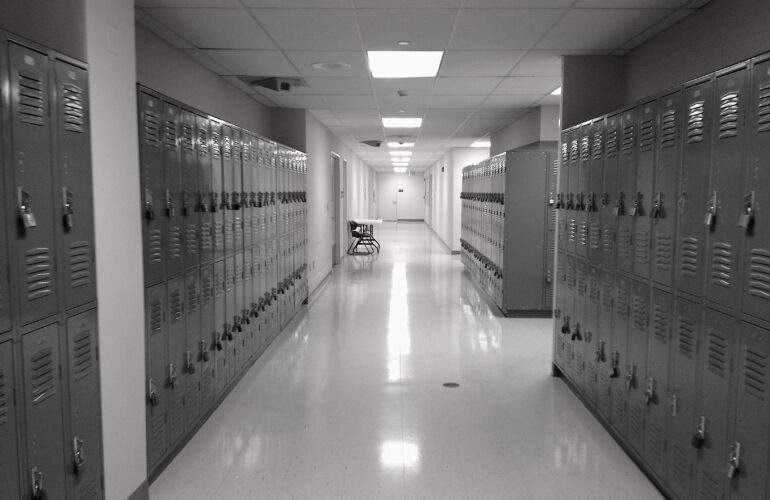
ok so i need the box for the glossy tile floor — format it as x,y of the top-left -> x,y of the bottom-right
149,222 -> 662,500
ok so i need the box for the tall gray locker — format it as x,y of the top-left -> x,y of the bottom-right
587,118 -> 604,263
626,279 -> 650,456
9,42 -> 58,325
644,288 -> 671,482
576,123 -> 591,258
633,101 -> 656,280
213,260 -> 226,395
583,265 -> 601,405
556,136 -> 569,250
242,133 -> 254,252
0,129 -> 9,336
602,114 -> 620,269
616,108 -> 638,274
139,91 -> 165,286
222,125 -> 234,256
232,128 -> 244,253
0,340 -> 20,499
180,109 -> 198,270
567,131 -> 579,254
210,121 -> 224,261
243,248 -> 255,359
54,59 -> 96,311
234,252 -> 246,373
224,256 -> 236,383
145,283 -> 167,469
596,270 -> 614,421
610,275 -> 631,436
553,253 -> 567,372
196,115 -> 213,264
572,258 -> 588,391
166,276 -> 185,447
163,102 -> 183,277
564,254 -> 577,380
183,270 -> 201,428
198,262 -> 215,411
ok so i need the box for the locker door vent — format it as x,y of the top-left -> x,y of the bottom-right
550,209 -> 557,227
679,237 -> 699,278
18,71 -> 45,126
671,444 -> 690,492
580,136 -> 590,161
710,242 -> 732,288
170,288 -> 182,323
698,471 -> 720,500
552,159 -> 559,179
706,330 -> 728,378
164,118 -> 178,150
632,294 -> 649,331
77,479 -> 100,500
30,348 -> 55,405
211,131 -> 221,159
149,409 -> 165,452
215,270 -> 225,299
589,276 -> 600,304
233,139 -> 242,161
566,261 -> 576,291
748,249 -> 770,300
186,283 -> 199,313
225,266 -> 235,291
570,139 -> 579,163
0,368 -> 8,425
185,225 -> 198,256
743,346 -> 767,400
577,269 -> 587,297
568,219 -> 577,245
677,317 -> 695,359
686,101 -> 705,143
592,133 -> 603,159
601,279 -> 614,311
197,128 -> 209,156
235,262 -> 244,287
621,123 -> 635,155
545,284 -> 554,307
200,274 -> 212,307
717,91 -> 740,139
169,226 -> 182,261
615,287 -> 629,319
149,299 -> 163,336
144,110 -> 160,147
602,224 -> 614,255
200,223 -> 213,253
556,257 -> 565,284
26,247 -> 53,301
62,83 -> 85,133
69,241 -> 92,289
223,137 -> 232,160
579,221 -> 588,249
213,221 -> 224,250
659,109 -> 677,148
72,331 -> 93,381
647,420 -> 666,470
635,230 -> 650,265
653,303 -> 669,344
560,142 -> 568,164
639,118 -> 654,151
589,223 -> 600,251
606,128 -> 618,158
149,229 -> 162,264
617,228 -> 632,261
654,234 -> 673,271
182,123 -> 194,153
757,82 -> 770,132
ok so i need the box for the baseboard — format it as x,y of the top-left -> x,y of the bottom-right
127,480 -> 149,500
308,268 -> 333,304
427,225 -> 456,255
451,250 -> 460,255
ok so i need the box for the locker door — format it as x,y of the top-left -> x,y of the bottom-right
572,259 -> 589,391
740,56 -> 770,323
180,109 -> 199,271
242,133 -> 254,252
254,246 -> 266,350
210,121 -> 224,261
166,276 -> 185,446
557,134 -> 569,252
234,252 -> 245,374
0,130 -> 9,334
9,42 -> 58,325
544,230 -> 555,308
222,125 -> 234,256
249,136 -> 260,248
596,270 -> 614,421
567,130 -> 579,255
545,147 -> 558,233
694,308 -> 737,500
652,91 -> 682,289
616,108 -> 638,274
644,289 -> 672,482
22,324 -> 66,499
213,260 -> 226,395
0,340 -> 20,499
54,59 -> 96,310
232,128 -> 244,254
563,254 -> 577,381
224,257 -> 236,384
705,64 -> 749,310
587,118 -> 605,263
626,279 -> 650,455
677,77 -> 713,298
139,91 -> 165,286
183,270 -> 201,429
729,322 -> 770,499
65,309 -> 102,499
576,124 -> 591,258
602,114 -> 620,269
667,296 -> 701,500
145,283 -> 167,468
610,275 -> 631,437
198,263 -> 215,411
243,248 -> 254,360
633,101 -> 656,280
583,265 -> 601,406
196,115 -> 213,264
163,102 -> 183,277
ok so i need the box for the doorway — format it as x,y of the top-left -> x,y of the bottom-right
331,153 -> 347,265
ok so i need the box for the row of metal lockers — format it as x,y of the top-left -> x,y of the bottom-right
460,149 -> 555,315
552,51 -> 770,500
138,88 -> 309,478
0,35 -> 103,500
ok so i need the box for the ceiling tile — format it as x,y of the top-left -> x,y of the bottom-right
136,9 -> 194,48
428,95 -> 487,108
471,106 -> 528,118
433,77 -> 502,95
332,109 -> 382,126
356,9 -> 459,51
269,95 -> 327,108
250,94 -> 276,107
536,8 -> 673,50
620,9 -> 695,49
354,0 -> 462,7
144,8 -> 276,49
439,51 -> 526,77
291,77 -> 373,95
221,75 -> 258,94
252,9 -> 362,50
424,109 -> 474,120
537,94 -> 562,105
285,51 -> 369,77
480,94 -> 542,108
464,0 -> 574,6
242,0 -> 352,6
575,0 -> 690,7
494,76 -> 561,94
137,0 -> 242,5
450,9 -> 564,50
372,78 -> 436,96
309,109 -> 342,126
378,94 -> 430,111
183,49 -> 232,74
509,51 -> 563,76
201,50 -> 298,76
422,118 -> 465,133
321,95 -> 379,109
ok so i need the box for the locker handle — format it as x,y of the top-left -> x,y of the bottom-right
609,351 -> 619,378
197,191 -> 209,213
691,415 -> 706,449
62,187 -> 75,229
167,364 -> 177,389
200,339 -> 210,361
595,340 -> 605,363
644,377 -> 654,405
232,191 -> 241,210
704,191 -> 717,226
628,192 -> 643,217
738,191 -> 755,229
650,192 -> 662,219
625,364 -> 635,391
18,187 -> 38,228
601,192 -> 610,207
575,193 -> 585,211
570,323 -> 582,341
668,394 -> 678,417
566,193 -> 574,211
72,437 -> 85,476
165,189 -> 175,217
148,379 -> 160,406
726,441 -> 741,479
221,191 -> 232,210
211,191 -> 219,213
242,309 -> 251,324
586,192 -> 596,212
185,350 -> 196,374
144,189 -> 155,220
613,192 -> 624,216
560,315 -> 570,334
182,190 -> 191,216
30,467 -> 46,499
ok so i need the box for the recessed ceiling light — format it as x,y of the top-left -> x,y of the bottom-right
383,117 -> 422,128
551,86 -> 562,95
471,140 -> 491,148
310,61 -> 352,71
368,51 -> 443,78
392,162 -> 409,167
393,167 -> 408,173
388,142 -> 415,148
397,40 -> 411,47
390,151 -> 412,157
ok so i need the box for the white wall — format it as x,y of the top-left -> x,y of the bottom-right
376,173 -> 424,221
490,105 -> 560,155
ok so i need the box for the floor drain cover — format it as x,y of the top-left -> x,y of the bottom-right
443,382 -> 460,388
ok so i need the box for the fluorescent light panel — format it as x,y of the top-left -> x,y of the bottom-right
388,142 -> 415,148
392,162 -> 409,167
368,51 -> 443,78
393,167 -> 408,173
471,140 -> 490,148
383,117 -> 422,128
390,151 -> 412,157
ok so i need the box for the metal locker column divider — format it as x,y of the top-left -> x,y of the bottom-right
0,339 -> 21,499
53,59 -> 96,311
243,133 -> 254,255
232,127 -> 244,254
587,118 -> 605,264
145,283 -> 167,469
183,270 -> 201,429
9,42 -> 58,325
576,123 -> 591,258
198,262 -> 215,412
616,107 -> 638,274
22,323 -> 66,499
633,101 -> 656,280
609,274 -> 631,437
740,55 -> 770,323
165,276 -> 185,447
180,109 -> 198,271
596,269 -> 614,421
213,259 -> 226,396
602,114 -> 620,270
644,288 -> 672,482
65,309 -> 102,499
224,256 -> 236,384
552,252 -> 567,373
705,64 -> 749,310
557,131 -> 569,253
583,264 -> 601,405
162,101 -> 183,277
567,129 -> 579,255
234,252 -> 245,374
196,115 -> 213,265
563,254 -> 577,382
210,121 -> 224,262
651,90 -> 682,289
222,124 -> 234,256
544,155 -> 558,308
626,280 -> 651,456
677,77 -> 713,299
572,258 -> 588,392
139,90 -> 165,286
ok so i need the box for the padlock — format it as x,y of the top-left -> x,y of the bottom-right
242,309 -> 251,324
561,315 -> 570,334
595,340 -> 605,363
165,189 -> 175,217
62,187 -> 75,229
182,190 -> 191,216
668,394 -> 678,417
609,351 -> 619,378
214,333 -> 223,351
73,437 -> 85,476
144,189 -> 155,220
625,364 -> 635,390
211,191 -> 219,212
704,191 -> 717,226
571,323 -> 582,341
21,210 -> 37,229
691,415 -> 706,449
601,192 -> 610,207
613,194 -> 624,216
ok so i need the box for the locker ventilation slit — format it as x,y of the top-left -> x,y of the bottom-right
632,294 -> 648,331
602,225 -> 614,255
197,128 -> 209,156
201,276 -> 212,306
560,142 -> 568,164
680,237 -> 699,278
677,317 -> 695,359
589,223 -> 601,251
748,249 -> 770,299
149,299 -> 163,336
69,241 -> 92,288
17,71 -> 45,126
214,221 -> 224,249
639,119 -> 654,151
743,346 -> 767,400
73,331 -> 93,381
185,225 -> 198,255
200,223 -> 213,252
654,234 -> 673,271
0,369 -> 7,425
78,480 -> 100,500
706,329 -> 728,378
671,445 -> 690,491
659,110 -> 677,147
606,128 -> 618,158
211,132 -> 221,158
170,288 -> 182,323
577,269 -> 587,297
592,133 -> 603,159
570,139 -> 579,163
30,348 -> 55,405
589,276 -> 600,303
149,230 -> 162,263
617,229 -> 632,261
710,242 -> 732,288
169,226 -> 182,260
648,420 -> 665,467
635,231 -> 650,265
164,118 -> 178,150
182,124 -> 194,152
757,82 -> 770,132
718,91 -> 740,139
62,83 -> 85,133
224,138 -> 232,160
621,123 -> 635,155
601,279 -> 613,311
653,303 -> 669,343
699,471 -> 720,500
144,110 -> 160,147
580,137 -> 590,161
25,248 -> 53,300
687,101 -> 705,143
616,288 -> 629,319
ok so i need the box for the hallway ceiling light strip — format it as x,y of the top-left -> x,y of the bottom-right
383,117 -> 422,128
368,51 -> 443,78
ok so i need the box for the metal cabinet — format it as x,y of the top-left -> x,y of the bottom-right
163,102 -> 183,278
0,340 -> 20,499
616,108 -> 638,274
644,289 -> 672,482
180,109 -> 198,271
587,118 -> 605,263
197,115 -> 213,265
610,275 -> 631,437
139,91 -> 165,287
583,265 -> 601,405
210,121 -> 224,262
198,262 -> 215,412
626,280 -> 650,456
184,270 -> 201,428
166,276 -> 185,447
633,101 -> 656,280
145,283 -> 167,469
602,114 -> 620,269
576,123 -> 591,258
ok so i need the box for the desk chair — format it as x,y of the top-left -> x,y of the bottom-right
347,221 -> 378,255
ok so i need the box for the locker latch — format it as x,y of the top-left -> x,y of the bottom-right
249,191 -> 257,208
165,189 -> 175,217
571,322 -> 582,341
197,191 -> 209,213
726,441 -> 741,479
200,339 -> 211,361
144,189 -> 155,220
233,316 -> 242,332
595,340 -> 605,363
650,192 -> 662,219
72,436 -> 85,476
609,351 -> 619,378
576,193 -> 586,211
625,364 -> 636,391
17,188 -> 38,229
548,192 -> 555,206
182,190 -> 191,216
601,192 -> 610,208
583,330 -> 592,344
242,309 -> 251,325
566,193 -> 574,211
738,191 -> 755,229
148,379 -> 160,406
221,191 -> 231,210
629,192 -> 642,217
62,188 -> 75,229
185,350 -> 196,374
251,303 -> 259,318
668,394 -> 678,417
232,191 -> 241,210
257,192 -> 264,208
644,377 -> 655,405
560,315 -> 570,334
168,363 -> 178,389
691,415 -> 706,449
704,191 -> 718,227
587,192 -> 597,212
211,191 -> 219,213
613,193 -> 624,216
30,467 -> 46,500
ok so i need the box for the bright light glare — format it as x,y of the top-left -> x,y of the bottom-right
389,151 -> 412,157
383,117 -> 422,128
551,86 -> 562,95
392,162 -> 409,167
380,440 -> 420,469
368,51 -> 443,78
388,142 -> 415,148
471,140 -> 491,148
393,167 -> 408,173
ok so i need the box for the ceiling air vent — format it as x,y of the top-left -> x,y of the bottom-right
360,140 -> 382,147
239,76 -> 308,93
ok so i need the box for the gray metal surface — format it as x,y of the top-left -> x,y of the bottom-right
609,274 -> 631,437
576,123 -> 591,258
180,109 -> 199,271
0,339 -> 20,499
644,288 -> 671,482
572,258 -> 589,392
616,108 -> 638,274
196,115 -> 213,265
198,262 -> 215,412
595,269 -> 614,422
222,124 -> 235,256
587,118 -> 605,264
163,102 -> 183,278
166,276 -> 185,447
211,121 -> 224,262
232,128 -> 244,254
224,256 -> 236,384
139,90 -> 166,286
567,130 -> 579,255
183,270 -> 201,429
583,264 -> 601,405
145,283 -> 167,469
234,252 -> 245,374
557,132 -> 569,252
633,100 -> 656,280
213,259 -> 226,396
601,114 -> 620,270
626,279 -> 650,456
